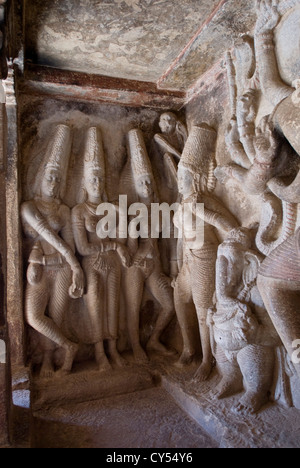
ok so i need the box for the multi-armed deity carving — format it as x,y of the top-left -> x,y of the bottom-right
72,127 -> 130,372
212,0 -> 300,406
21,125 -> 85,378
254,0 -> 300,383
124,128 -> 175,364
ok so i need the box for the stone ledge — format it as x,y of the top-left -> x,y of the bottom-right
162,370 -> 300,448
31,363 -> 157,412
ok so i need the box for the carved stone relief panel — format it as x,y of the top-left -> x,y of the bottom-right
19,96 -> 185,380
12,2 -> 300,447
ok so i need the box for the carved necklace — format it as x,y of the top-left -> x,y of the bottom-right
84,201 -> 101,216
35,197 -> 61,214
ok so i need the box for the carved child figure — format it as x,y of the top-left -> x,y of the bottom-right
209,228 -> 280,414
72,127 -> 130,372
21,125 -> 84,378
154,112 -> 188,163
173,124 -> 238,381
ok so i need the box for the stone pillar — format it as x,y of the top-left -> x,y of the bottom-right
4,64 -> 25,369
0,76 -> 9,446
0,338 -> 9,446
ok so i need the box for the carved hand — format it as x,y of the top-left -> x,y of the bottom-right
255,0 -> 280,35
133,255 -> 147,267
225,118 -> 240,147
254,117 -> 277,161
236,94 -> 255,126
117,244 -> 132,268
69,266 -> 85,299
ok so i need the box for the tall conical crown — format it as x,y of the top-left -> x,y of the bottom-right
44,124 -> 72,173
83,127 -> 106,177
179,124 -> 217,175
127,129 -> 153,180
35,124 -> 72,198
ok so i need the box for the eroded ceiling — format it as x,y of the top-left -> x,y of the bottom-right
24,0 -> 257,93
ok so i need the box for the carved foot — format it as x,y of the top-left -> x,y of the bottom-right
57,342 -> 79,376
193,361 -> 213,382
133,347 -> 149,365
110,351 -> 128,368
233,390 -> 269,415
40,359 -> 55,380
175,350 -> 196,368
97,355 -> 113,374
215,377 -> 243,400
146,339 -> 176,357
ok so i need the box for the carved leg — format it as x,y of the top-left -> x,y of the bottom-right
25,276 -> 75,359
174,269 -> 195,366
234,344 -> 275,415
124,266 -> 148,364
146,271 -> 175,357
215,345 -> 243,399
106,266 -> 127,368
257,275 -> 300,378
39,337 -> 56,379
83,268 -> 111,373
95,342 -> 112,374
192,257 -> 216,382
193,307 -> 214,382
49,268 -> 79,375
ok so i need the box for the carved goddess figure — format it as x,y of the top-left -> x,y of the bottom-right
21,125 -> 84,378
173,124 -> 238,381
72,127 -> 130,372
124,129 -> 175,364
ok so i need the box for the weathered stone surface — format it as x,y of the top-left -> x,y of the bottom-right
24,0 -> 220,85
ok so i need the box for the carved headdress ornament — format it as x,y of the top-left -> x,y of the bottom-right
178,124 -> 217,175
83,127 -> 106,177
33,124 -> 72,198
44,124 -> 72,174
127,128 -> 153,180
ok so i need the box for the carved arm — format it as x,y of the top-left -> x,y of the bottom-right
154,134 -> 182,160
22,201 -> 80,271
254,0 -> 292,107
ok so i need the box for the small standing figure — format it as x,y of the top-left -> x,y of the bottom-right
154,112 -> 188,163
173,124 -> 238,381
124,129 -> 175,364
72,127 -> 131,372
154,113 -> 188,280
21,125 -> 84,378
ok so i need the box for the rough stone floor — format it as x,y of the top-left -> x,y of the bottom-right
32,387 -> 218,449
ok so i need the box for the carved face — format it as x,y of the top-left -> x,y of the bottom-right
159,113 -> 176,135
41,167 -> 61,200
84,169 -> 105,200
177,166 -> 195,198
136,174 -> 154,200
